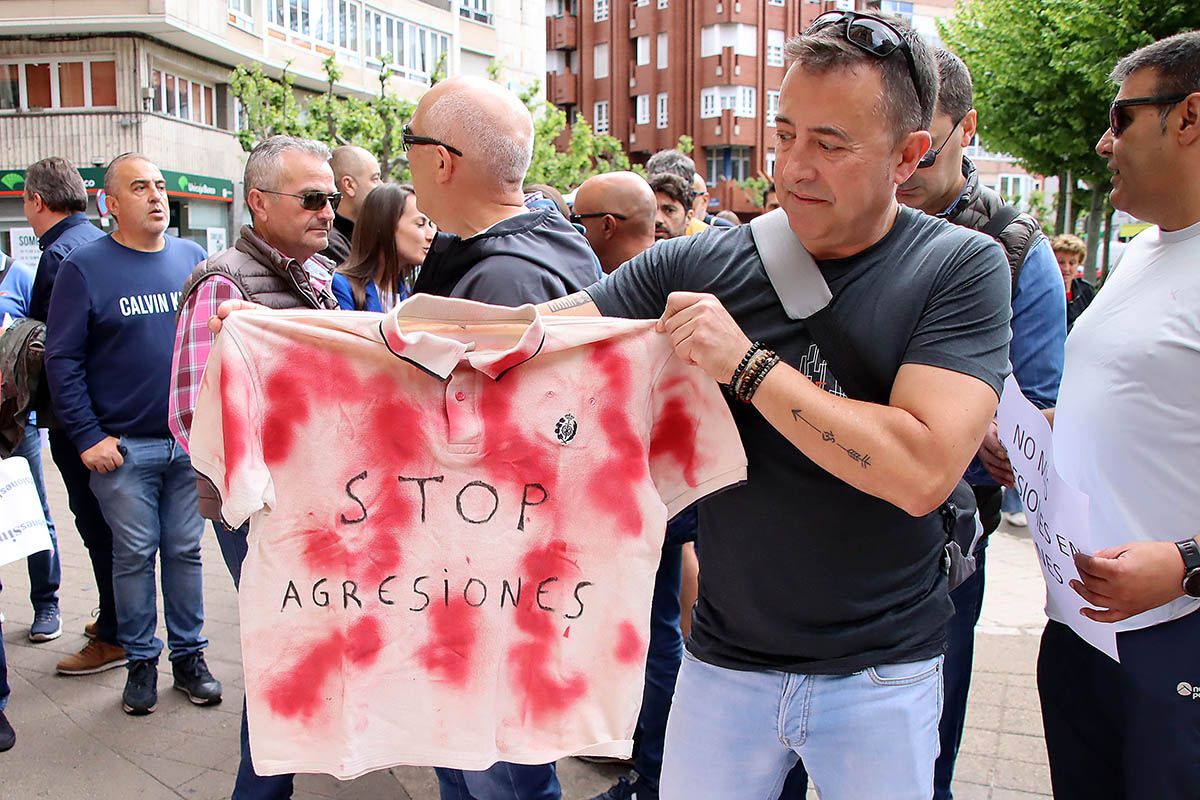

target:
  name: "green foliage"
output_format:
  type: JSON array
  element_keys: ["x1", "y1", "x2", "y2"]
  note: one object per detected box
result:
[
  {"x1": 228, "y1": 62, "x2": 308, "y2": 151},
  {"x1": 675, "y1": 134, "x2": 694, "y2": 155},
  {"x1": 939, "y1": 0, "x2": 1200, "y2": 198},
  {"x1": 738, "y1": 176, "x2": 772, "y2": 209}
]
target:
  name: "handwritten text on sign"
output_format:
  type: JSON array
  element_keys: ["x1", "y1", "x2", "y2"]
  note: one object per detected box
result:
[{"x1": 996, "y1": 375, "x2": 1119, "y2": 662}]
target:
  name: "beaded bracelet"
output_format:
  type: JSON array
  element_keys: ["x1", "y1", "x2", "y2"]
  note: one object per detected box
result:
[
  {"x1": 739, "y1": 351, "x2": 780, "y2": 403},
  {"x1": 735, "y1": 348, "x2": 773, "y2": 400},
  {"x1": 728, "y1": 341, "x2": 765, "y2": 389}
]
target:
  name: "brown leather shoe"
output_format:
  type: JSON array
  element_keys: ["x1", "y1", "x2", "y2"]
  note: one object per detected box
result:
[
  {"x1": 84, "y1": 620, "x2": 98, "y2": 639},
  {"x1": 56, "y1": 639, "x2": 127, "y2": 676}
]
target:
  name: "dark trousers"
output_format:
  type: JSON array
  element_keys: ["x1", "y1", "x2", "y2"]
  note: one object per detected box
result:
[
  {"x1": 0, "y1": 579, "x2": 9, "y2": 712},
  {"x1": 1039, "y1": 613, "x2": 1200, "y2": 800},
  {"x1": 47, "y1": 428, "x2": 118, "y2": 644},
  {"x1": 779, "y1": 486, "x2": 1004, "y2": 800},
  {"x1": 214, "y1": 519, "x2": 296, "y2": 800},
  {"x1": 16, "y1": 421, "x2": 60, "y2": 611}
]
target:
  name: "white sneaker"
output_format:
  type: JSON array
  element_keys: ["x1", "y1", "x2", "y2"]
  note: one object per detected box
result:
[{"x1": 1003, "y1": 511, "x2": 1028, "y2": 528}]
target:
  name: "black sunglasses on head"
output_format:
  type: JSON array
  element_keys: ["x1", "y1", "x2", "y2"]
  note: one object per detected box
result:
[
  {"x1": 569, "y1": 211, "x2": 629, "y2": 223},
  {"x1": 402, "y1": 123, "x2": 464, "y2": 157},
  {"x1": 917, "y1": 110, "x2": 971, "y2": 169},
  {"x1": 1108, "y1": 93, "x2": 1189, "y2": 137},
  {"x1": 258, "y1": 189, "x2": 342, "y2": 212},
  {"x1": 806, "y1": 11, "x2": 922, "y2": 105}
]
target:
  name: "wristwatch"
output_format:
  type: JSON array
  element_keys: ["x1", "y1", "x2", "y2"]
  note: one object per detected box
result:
[{"x1": 1175, "y1": 538, "x2": 1200, "y2": 598}]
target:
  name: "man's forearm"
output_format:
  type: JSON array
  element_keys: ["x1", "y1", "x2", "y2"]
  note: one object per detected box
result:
[{"x1": 751, "y1": 362, "x2": 990, "y2": 516}]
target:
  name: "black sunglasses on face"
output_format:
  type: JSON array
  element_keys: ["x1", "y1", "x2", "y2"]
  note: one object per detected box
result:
[
  {"x1": 917, "y1": 111, "x2": 970, "y2": 169},
  {"x1": 569, "y1": 211, "x2": 629, "y2": 223},
  {"x1": 402, "y1": 123, "x2": 465, "y2": 157},
  {"x1": 258, "y1": 189, "x2": 342, "y2": 212},
  {"x1": 806, "y1": 11, "x2": 922, "y2": 101},
  {"x1": 1108, "y1": 93, "x2": 1189, "y2": 137}
]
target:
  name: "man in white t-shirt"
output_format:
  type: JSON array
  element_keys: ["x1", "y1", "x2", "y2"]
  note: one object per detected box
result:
[{"x1": 1044, "y1": 30, "x2": 1200, "y2": 800}]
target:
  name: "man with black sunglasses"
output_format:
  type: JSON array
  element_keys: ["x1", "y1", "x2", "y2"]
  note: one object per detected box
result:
[
  {"x1": 893, "y1": 49, "x2": 1066, "y2": 800},
  {"x1": 572, "y1": 171, "x2": 657, "y2": 274},
  {"x1": 546, "y1": 13, "x2": 1011, "y2": 799},
  {"x1": 1039, "y1": 31, "x2": 1200, "y2": 800}
]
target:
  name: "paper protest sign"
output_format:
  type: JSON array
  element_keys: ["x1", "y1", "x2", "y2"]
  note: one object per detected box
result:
[
  {"x1": 996, "y1": 375, "x2": 1119, "y2": 661},
  {"x1": 0, "y1": 456, "x2": 53, "y2": 568}
]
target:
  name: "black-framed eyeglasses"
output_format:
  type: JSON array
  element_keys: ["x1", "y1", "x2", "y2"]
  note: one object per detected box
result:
[
  {"x1": 1108, "y1": 93, "x2": 1189, "y2": 137},
  {"x1": 257, "y1": 189, "x2": 342, "y2": 212},
  {"x1": 569, "y1": 211, "x2": 629, "y2": 223},
  {"x1": 917, "y1": 110, "x2": 971, "y2": 169},
  {"x1": 402, "y1": 123, "x2": 464, "y2": 157},
  {"x1": 806, "y1": 11, "x2": 922, "y2": 100}
]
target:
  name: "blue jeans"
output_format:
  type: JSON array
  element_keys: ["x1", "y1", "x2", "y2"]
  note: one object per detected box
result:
[
  {"x1": 1001, "y1": 486, "x2": 1023, "y2": 515},
  {"x1": 661, "y1": 650, "x2": 943, "y2": 800},
  {"x1": 16, "y1": 422, "x2": 60, "y2": 611},
  {"x1": 89, "y1": 435, "x2": 207, "y2": 663},
  {"x1": 215, "y1": 518, "x2": 295, "y2": 800},
  {"x1": 435, "y1": 763, "x2": 561, "y2": 800},
  {"x1": 48, "y1": 428, "x2": 119, "y2": 644}
]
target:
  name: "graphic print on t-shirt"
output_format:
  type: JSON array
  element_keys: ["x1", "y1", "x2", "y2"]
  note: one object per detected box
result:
[
  {"x1": 189, "y1": 296, "x2": 746, "y2": 778},
  {"x1": 795, "y1": 342, "x2": 846, "y2": 398}
]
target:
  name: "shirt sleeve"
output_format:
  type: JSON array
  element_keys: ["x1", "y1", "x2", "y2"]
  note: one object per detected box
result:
[
  {"x1": 169, "y1": 275, "x2": 242, "y2": 453},
  {"x1": 647, "y1": 349, "x2": 747, "y2": 518},
  {"x1": 43, "y1": 260, "x2": 105, "y2": 454},
  {"x1": 330, "y1": 273, "x2": 357, "y2": 310},
  {"x1": 188, "y1": 318, "x2": 272, "y2": 528},
  {"x1": 1008, "y1": 239, "x2": 1065, "y2": 409},
  {"x1": 902, "y1": 236, "x2": 1013, "y2": 399},
  {"x1": 585, "y1": 236, "x2": 690, "y2": 320},
  {"x1": 29, "y1": 246, "x2": 65, "y2": 323}
]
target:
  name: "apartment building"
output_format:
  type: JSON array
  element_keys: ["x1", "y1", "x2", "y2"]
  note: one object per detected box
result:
[
  {"x1": 0, "y1": 0, "x2": 544, "y2": 257},
  {"x1": 547, "y1": 0, "x2": 1040, "y2": 215}
]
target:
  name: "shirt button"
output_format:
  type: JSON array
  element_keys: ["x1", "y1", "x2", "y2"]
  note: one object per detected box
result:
[{"x1": 455, "y1": 391, "x2": 466, "y2": 402}]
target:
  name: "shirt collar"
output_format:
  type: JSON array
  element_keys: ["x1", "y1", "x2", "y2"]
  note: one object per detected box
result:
[
  {"x1": 38, "y1": 212, "x2": 90, "y2": 249},
  {"x1": 379, "y1": 295, "x2": 546, "y2": 381}
]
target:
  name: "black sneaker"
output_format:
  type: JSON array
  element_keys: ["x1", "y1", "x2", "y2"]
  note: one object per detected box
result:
[
  {"x1": 589, "y1": 770, "x2": 658, "y2": 800},
  {"x1": 0, "y1": 709, "x2": 14, "y2": 751},
  {"x1": 122, "y1": 658, "x2": 158, "y2": 715},
  {"x1": 172, "y1": 653, "x2": 223, "y2": 706}
]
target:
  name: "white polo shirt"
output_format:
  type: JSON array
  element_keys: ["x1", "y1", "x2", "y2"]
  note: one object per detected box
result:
[
  {"x1": 1053, "y1": 219, "x2": 1200, "y2": 633},
  {"x1": 189, "y1": 295, "x2": 746, "y2": 778}
]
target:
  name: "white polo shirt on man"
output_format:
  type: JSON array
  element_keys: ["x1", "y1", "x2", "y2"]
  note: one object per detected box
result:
[{"x1": 189, "y1": 295, "x2": 746, "y2": 778}]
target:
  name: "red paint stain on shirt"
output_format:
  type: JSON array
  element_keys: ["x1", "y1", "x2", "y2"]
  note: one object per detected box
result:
[
  {"x1": 508, "y1": 540, "x2": 587, "y2": 721},
  {"x1": 220, "y1": 362, "x2": 251, "y2": 495},
  {"x1": 264, "y1": 616, "x2": 385, "y2": 721},
  {"x1": 614, "y1": 621, "x2": 644, "y2": 664},
  {"x1": 589, "y1": 343, "x2": 648, "y2": 536},
  {"x1": 650, "y1": 396, "x2": 701, "y2": 488},
  {"x1": 417, "y1": 597, "x2": 478, "y2": 688}
]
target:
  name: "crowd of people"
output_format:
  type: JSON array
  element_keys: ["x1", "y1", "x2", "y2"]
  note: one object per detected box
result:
[{"x1": 0, "y1": 12, "x2": 1197, "y2": 800}]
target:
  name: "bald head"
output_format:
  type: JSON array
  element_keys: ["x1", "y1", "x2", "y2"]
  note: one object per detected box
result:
[
  {"x1": 329, "y1": 144, "x2": 381, "y2": 221},
  {"x1": 573, "y1": 171, "x2": 656, "y2": 273},
  {"x1": 417, "y1": 76, "x2": 534, "y2": 193}
]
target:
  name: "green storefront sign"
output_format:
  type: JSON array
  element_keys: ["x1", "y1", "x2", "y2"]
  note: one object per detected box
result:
[{"x1": 0, "y1": 167, "x2": 233, "y2": 202}]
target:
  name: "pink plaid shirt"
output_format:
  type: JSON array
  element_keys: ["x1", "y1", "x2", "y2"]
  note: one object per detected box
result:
[{"x1": 168, "y1": 264, "x2": 331, "y2": 452}]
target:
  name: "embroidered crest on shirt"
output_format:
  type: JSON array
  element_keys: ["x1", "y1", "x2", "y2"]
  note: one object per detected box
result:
[{"x1": 555, "y1": 413, "x2": 578, "y2": 444}]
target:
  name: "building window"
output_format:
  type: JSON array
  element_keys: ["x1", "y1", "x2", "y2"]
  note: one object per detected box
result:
[
  {"x1": 152, "y1": 68, "x2": 218, "y2": 125},
  {"x1": 656, "y1": 91, "x2": 668, "y2": 128},
  {"x1": 657, "y1": 0, "x2": 667, "y2": 7},
  {"x1": 594, "y1": 0, "x2": 608, "y2": 22},
  {"x1": 635, "y1": 94, "x2": 649, "y2": 125},
  {"x1": 737, "y1": 86, "x2": 756, "y2": 118},
  {"x1": 460, "y1": 0, "x2": 493, "y2": 25},
  {"x1": 766, "y1": 89, "x2": 779, "y2": 126},
  {"x1": 880, "y1": 0, "x2": 914, "y2": 19},
  {"x1": 635, "y1": 0, "x2": 649, "y2": 6},
  {"x1": 635, "y1": 36, "x2": 650, "y2": 66},
  {"x1": 998, "y1": 174, "x2": 1032, "y2": 209},
  {"x1": 767, "y1": 29, "x2": 785, "y2": 67},
  {"x1": 0, "y1": 58, "x2": 118, "y2": 112},
  {"x1": 365, "y1": 7, "x2": 450, "y2": 85},
  {"x1": 767, "y1": 0, "x2": 784, "y2": 5},
  {"x1": 656, "y1": 32, "x2": 668, "y2": 69},
  {"x1": 229, "y1": 0, "x2": 253, "y2": 16},
  {"x1": 593, "y1": 42, "x2": 609, "y2": 78},
  {"x1": 273, "y1": 0, "x2": 362, "y2": 49},
  {"x1": 700, "y1": 88, "x2": 718, "y2": 119},
  {"x1": 765, "y1": 149, "x2": 776, "y2": 177},
  {"x1": 700, "y1": 86, "x2": 755, "y2": 119},
  {"x1": 706, "y1": 145, "x2": 752, "y2": 183},
  {"x1": 700, "y1": 23, "x2": 757, "y2": 58},
  {"x1": 593, "y1": 100, "x2": 609, "y2": 134}
]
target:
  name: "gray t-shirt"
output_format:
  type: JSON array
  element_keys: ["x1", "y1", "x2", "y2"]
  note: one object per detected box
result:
[{"x1": 586, "y1": 206, "x2": 1011, "y2": 674}]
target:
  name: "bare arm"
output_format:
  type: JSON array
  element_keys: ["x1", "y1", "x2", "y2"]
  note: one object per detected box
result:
[{"x1": 538, "y1": 290, "x2": 600, "y2": 317}]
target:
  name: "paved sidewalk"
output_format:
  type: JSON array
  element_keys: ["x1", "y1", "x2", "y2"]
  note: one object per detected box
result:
[{"x1": 1, "y1": 455, "x2": 1055, "y2": 798}]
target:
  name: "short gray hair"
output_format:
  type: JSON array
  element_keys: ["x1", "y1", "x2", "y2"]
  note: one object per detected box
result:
[
  {"x1": 785, "y1": 13, "x2": 937, "y2": 141},
  {"x1": 244, "y1": 135, "x2": 332, "y2": 200},
  {"x1": 645, "y1": 149, "x2": 696, "y2": 182},
  {"x1": 24, "y1": 156, "x2": 87, "y2": 213},
  {"x1": 422, "y1": 92, "x2": 532, "y2": 190},
  {"x1": 1111, "y1": 31, "x2": 1200, "y2": 128}
]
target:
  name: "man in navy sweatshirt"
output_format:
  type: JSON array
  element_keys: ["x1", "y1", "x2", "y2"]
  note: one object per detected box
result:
[{"x1": 44, "y1": 153, "x2": 221, "y2": 716}]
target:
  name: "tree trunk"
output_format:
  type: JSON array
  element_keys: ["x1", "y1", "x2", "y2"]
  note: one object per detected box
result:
[
  {"x1": 1100, "y1": 201, "x2": 1115, "y2": 283},
  {"x1": 1055, "y1": 171, "x2": 1068, "y2": 235},
  {"x1": 1083, "y1": 189, "x2": 1103, "y2": 280}
]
